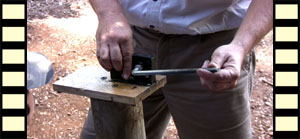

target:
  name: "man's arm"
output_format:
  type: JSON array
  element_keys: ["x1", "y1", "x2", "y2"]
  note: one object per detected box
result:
[
  {"x1": 197, "y1": 0, "x2": 273, "y2": 91},
  {"x1": 90, "y1": 0, "x2": 133, "y2": 79},
  {"x1": 232, "y1": 0, "x2": 273, "y2": 56}
]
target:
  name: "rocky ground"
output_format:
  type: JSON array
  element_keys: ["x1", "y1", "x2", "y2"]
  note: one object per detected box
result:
[{"x1": 27, "y1": 0, "x2": 273, "y2": 138}]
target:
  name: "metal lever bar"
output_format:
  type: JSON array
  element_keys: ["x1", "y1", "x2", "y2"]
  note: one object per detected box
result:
[{"x1": 132, "y1": 66, "x2": 219, "y2": 76}]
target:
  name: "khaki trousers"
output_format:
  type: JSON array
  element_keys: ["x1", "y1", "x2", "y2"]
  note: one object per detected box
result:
[{"x1": 81, "y1": 26, "x2": 255, "y2": 139}]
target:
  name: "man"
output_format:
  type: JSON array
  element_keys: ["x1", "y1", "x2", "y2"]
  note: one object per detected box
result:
[
  {"x1": 81, "y1": 0, "x2": 272, "y2": 138},
  {"x1": 27, "y1": 52, "x2": 54, "y2": 123}
]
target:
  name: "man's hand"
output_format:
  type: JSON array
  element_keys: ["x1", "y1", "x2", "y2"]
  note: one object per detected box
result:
[
  {"x1": 197, "y1": 0, "x2": 273, "y2": 92},
  {"x1": 96, "y1": 14, "x2": 133, "y2": 79},
  {"x1": 197, "y1": 44, "x2": 245, "y2": 92},
  {"x1": 89, "y1": 0, "x2": 133, "y2": 79}
]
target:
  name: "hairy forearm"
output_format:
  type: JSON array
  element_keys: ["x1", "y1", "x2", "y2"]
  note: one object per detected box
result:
[
  {"x1": 89, "y1": 0, "x2": 126, "y2": 20},
  {"x1": 231, "y1": 0, "x2": 273, "y2": 56}
]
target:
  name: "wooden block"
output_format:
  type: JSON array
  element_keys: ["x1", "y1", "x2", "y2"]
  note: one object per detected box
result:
[{"x1": 53, "y1": 66, "x2": 167, "y2": 105}]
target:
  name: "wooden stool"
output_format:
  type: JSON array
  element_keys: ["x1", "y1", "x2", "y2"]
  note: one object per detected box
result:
[{"x1": 53, "y1": 66, "x2": 167, "y2": 139}]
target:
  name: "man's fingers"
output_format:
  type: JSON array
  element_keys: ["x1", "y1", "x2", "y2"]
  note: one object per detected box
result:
[
  {"x1": 201, "y1": 60, "x2": 210, "y2": 68},
  {"x1": 197, "y1": 60, "x2": 212, "y2": 79},
  {"x1": 120, "y1": 40, "x2": 133, "y2": 79},
  {"x1": 198, "y1": 67, "x2": 240, "y2": 91},
  {"x1": 122, "y1": 54, "x2": 132, "y2": 80},
  {"x1": 208, "y1": 52, "x2": 226, "y2": 68},
  {"x1": 197, "y1": 68, "x2": 239, "y2": 82},
  {"x1": 214, "y1": 69, "x2": 238, "y2": 81},
  {"x1": 95, "y1": 20, "x2": 133, "y2": 78},
  {"x1": 109, "y1": 43, "x2": 123, "y2": 71},
  {"x1": 98, "y1": 43, "x2": 113, "y2": 71},
  {"x1": 197, "y1": 68, "x2": 218, "y2": 81}
]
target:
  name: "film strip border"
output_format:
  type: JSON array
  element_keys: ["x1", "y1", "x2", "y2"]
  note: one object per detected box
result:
[
  {"x1": 0, "y1": 0, "x2": 27, "y2": 138},
  {"x1": 274, "y1": 0, "x2": 300, "y2": 138}
]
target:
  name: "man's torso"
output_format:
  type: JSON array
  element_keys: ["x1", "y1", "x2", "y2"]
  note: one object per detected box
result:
[{"x1": 118, "y1": 0, "x2": 251, "y2": 35}]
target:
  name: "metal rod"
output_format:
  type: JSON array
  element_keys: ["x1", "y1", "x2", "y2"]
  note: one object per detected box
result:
[{"x1": 131, "y1": 67, "x2": 219, "y2": 76}]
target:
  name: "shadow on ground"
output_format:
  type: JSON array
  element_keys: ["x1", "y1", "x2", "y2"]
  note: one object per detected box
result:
[{"x1": 27, "y1": 0, "x2": 88, "y2": 20}]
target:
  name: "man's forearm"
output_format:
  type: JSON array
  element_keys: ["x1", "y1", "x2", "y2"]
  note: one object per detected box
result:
[
  {"x1": 89, "y1": 0, "x2": 126, "y2": 20},
  {"x1": 231, "y1": 0, "x2": 273, "y2": 56}
]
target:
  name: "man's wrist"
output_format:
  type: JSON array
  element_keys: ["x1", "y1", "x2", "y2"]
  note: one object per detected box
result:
[
  {"x1": 97, "y1": 10, "x2": 121, "y2": 18},
  {"x1": 229, "y1": 41, "x2": 248, "y2": 57},
  {"x1": 90, "y1": 0, "x2": 126, "y2": 21},
  {"x1": 96, "y1": 11, "x2": 129, "y2": 25}
]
